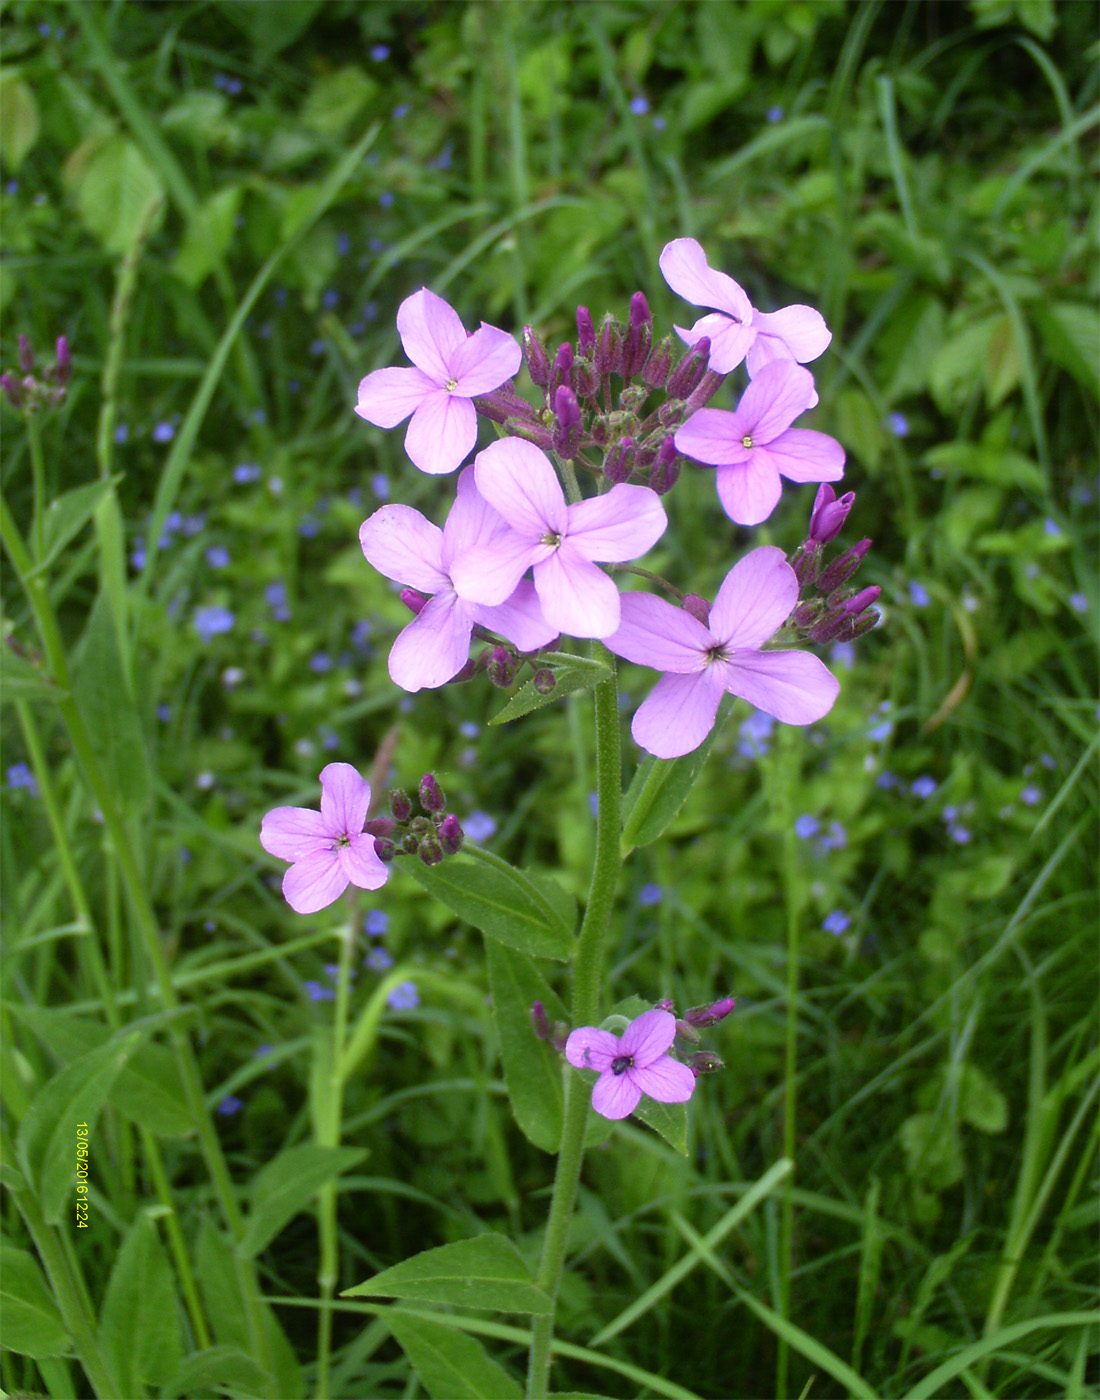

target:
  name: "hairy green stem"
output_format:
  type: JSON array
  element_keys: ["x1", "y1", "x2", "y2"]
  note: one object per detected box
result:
[{"x1": 25, "y1": 412, "x2": 47, "y2": 563}]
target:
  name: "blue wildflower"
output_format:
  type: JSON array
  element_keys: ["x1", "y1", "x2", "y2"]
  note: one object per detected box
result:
[
  {"x1": 463, "y1": 811, "x2": 497, "y2": 844},
  {"x1": 7, "y1": 763, "x2": 39, "y2": 797},
  {"x1": 365, "y1": 910, "x2": 390, "y2": 937},
  {"x1": 888, "y1": 412, "x2": 909, "y2": 437},
  {"x1": 365, "y1": 947, "x2": 393, "y2": 972},
  {"x1": 910, "y1": 776, "x2": 937, "y2": 799},
  {"x1": 909, "y1": 581, "x2": 931, "y2": 607},
  {"x1": 638, "y1": 883, "x2": 663, "y2": 907},
  {"x1": 304, "y1": 980, "x2": 336, "y2": 1002},
  {"x1": 309, "y1": 652, "x2": 333, "y2": 674},
  {"x1": 630, "y1": 95, "x2": 650, "y2": 115},
  {"x1": 823, "y1": 911, "x2": 850, "y2": 936},
  {"x1": 387, "y1": 981, "x2": 419, "y2": 1010},
  {"x1": 205, "y1": 545, "x2": 230, "y2": 569},
  {"x1": 153, "y1": 421, "x2": 176, "y2": 443},
  {"x1": 794, "y1": 815, "x2": 819, "y2": 840},
  {"x1": 216, "y1": 1095, "x2": 243, "y2": 1116},
  {"x1": 193, "y1": 606, "x2": 234, "y2": 643},
  {"x1": 233, "y1": 463, "x2": 262, "y2": 483},
  {"x1": 370, "y1": 43, "x2": 390, "y2": 60}
]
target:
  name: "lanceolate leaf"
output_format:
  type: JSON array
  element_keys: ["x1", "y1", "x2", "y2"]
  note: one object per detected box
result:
[
  {"x1": 343, "y1": 1235, "x2": 553, "y2": 1314},
  {"x1": 239, "y1": 1144, "x2": 368, "y2": 1259},
  {"x1": 486, "y1": 941, "x2": 568, "y2": 1153},
  {"x1": 98, "y1": 1214, "x2": 184, "y2": 1395},
  {"x1": 0, "y1": 1245, "x2": 71, "y2": 1358},
  {"x1": 405, "y1": 856, "x2": 574, "y2": 961},
  {"x1": 386, "y1": 1312, "x2": 522, "y2": 1400}
]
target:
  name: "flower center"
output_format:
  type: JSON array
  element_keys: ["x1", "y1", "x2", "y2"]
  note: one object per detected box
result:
[
  {"x1": 704, "y1": 643, "x2": 730, "y2": 667},
  {"x1": 741, "y1": 434, "x2": 754, "y2": 450},
  {"x1": 611, "y1": 1054, "x2": 634, "y2": 1076},
  {"x1": 540, "y1": 531, "x2": 562, "y2": 549},
  {"x1": 335, "y1": 833, "x2": 352, "y2": 848},
  {"x1": 444, "y1": 377, "x2": 458, "y2": 393}
]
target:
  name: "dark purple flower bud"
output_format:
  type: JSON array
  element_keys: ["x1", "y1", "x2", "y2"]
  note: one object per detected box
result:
[
  {"x1": 474, "y1": 385, "x2": 536, "y2": 424},
  {"x1": 654, "y1": 998, "x2": 676, "y2": 1013},
  {"x1": 817, "y1": 539, "x2": 872, "y2": 594},
  {"x1": 439, "y1": 812, "x2": 464, "y2": 854},
  {"x1": 629, "y1": 291, "x2": 651, "y2": 332},
  {"x1": 419, "y1": 837, "x2": 444, "y2": 867},
  {"x1": 373, "y1": 836, "x2": 396, "y2": 862},
  {"x1": 649, "y1": 436, "x2": 681, "y2": 495},
  {"x1": 573, "y1": 360, "x2": 599, "y2": 399},
  {"x1": 549, "y1": 341, "x2": 574, "y2": 396},
  {"x1": 409, "y1": 815, "x2": 433, "y2": 837},
  {"x1": 790, "y1": 541, "x2": 823, "y2": 588},
  {"x1": 621, "y1": 293, "x2": 653, "y2": 378},
  {"x1": 682, "y1": 594, "x2": 710, "y2": 626},
  {"x1": 683, "y1": 368, "x2": 727, "y2": 414},
  {"x1": 844, "y1": 607, "x2": 881, "y2": 640},
  {"x1": 791, "y1": 599, "x2": 822, "y2": 632},
  {"x1": 507, "y1": 419, "x2": 557, "y2": 451},
  {"x1": 1, "y1": 373, "x2": 23, "y2": 408},
  {"x1": 642, "y1": 335, "x2": 674, "y2": 389},
  {"x1": 419, "y1": 773, "x2": 446, "y2": 813},
  {"x1": 808, "y1": 485, "x2": 856, "y2": 545},
  {"x1": 531, "y1": 1000, "x2": 552, "y2": 1040},
  {"x1": 54, "y1": 336, "x2": 71, "y2": 388},
  {"x1": 448, "y1": 659, "x2": 478, "y2": 684},
  {"x1": 553, "y1": 385, "x2": 581, "y2": 458},
  {"x1": 657, "y1": 400, "x2": 684, "y2": 429},
  {"x1": 686, "y1": 1051, "x2": 725, "y2": 1077},
  {"x1": 523, "y1": 327, "x2": 550, "y2": 387},
  {"x1": 18, "y1": 335, "x2": 34, "y2": 374},
  {"x1": 576, "y1": 306, "x2": 595, "y2": 358},
  {"x1": 400, "y1": 588, "x2": 428, "y2": 616},
  {"x1": 604, "y1": 437, "x2": 635, "y2": 484},
  {"x1": 487, "y1": 646, "x2": 516, "y2": 687},
  {"x1": 675, "y1": 1018, "x2": 701, "y2": 1043},
  {"x1": 533, "y1": 668, "x2": 556, "y2": 694},
  {"x1": 845, "y1": 585, "x2": 881, "y2": 616},
  {"x1": 594, "y1": 316, "x2": 622, "y2": 378},
  {"x1": 364, "y1": 817, "x2": 396, "y2": 836},
  {"x1": 401, "y1": 832, "x2": 420, "y2": 855},
  {"x1": 390, "y1": 789, "x2": 413, "y2": 822},
  {"x1": 666, "y1": 338, "x2": 712, "y2": 399},
  {"x1": 684, "y1": 995, "x2": 736, "y2": 1029},
  {"x1": 808, "y1": 586, "x2": 881, "y2": 644}
]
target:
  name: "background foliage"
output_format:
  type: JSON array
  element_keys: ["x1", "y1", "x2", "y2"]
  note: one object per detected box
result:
[{"x1": 2, "y1": 1, "x2": 1097, "y2": 1397}]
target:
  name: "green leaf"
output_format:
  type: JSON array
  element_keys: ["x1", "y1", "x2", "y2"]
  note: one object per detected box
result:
[
  {"x1": 730, "y1": 1285, "x2": 879, "y2": 1400},
  {"x1": 922, "y1": 442, "x2": 1046, "y2": 493},
  {"x1": 485, "y1": 941, "x2": 568, "y2": 1153},
  {"x1": 75, "y1": 134, "x2": 164, "y2": 255},
  {"x1": 405, "y1": 857, "x2": 574, "y2": 961},
  {"x1": 300, "y1": 66, "x2": 378, "y2": 138},
  {"x1": 159, "y1": 1345, "x2": 273, "y2": 1399},
  {"x1": 0, "y1": 646, "x2": 63, "y2": 703},
  {"x1": 899, "y1": 1111, "x2": 964, "y2": 1189},
  {"x1": 238, "y1": 1144, "x2": 367, "y2": 1259},
  {"x1": 73, "y1": 588, "x2": 151, "y2": 812},
  {"x1": 490, "y1": 656, "x2": 613, "y2": 725},
  {"x1": 631, "y1": 1095, "x2": 690, "y2": 1157},
  {"x1": 173, "y1": 185, "x2": 244, "y2": 290},
  {"x1": 0, "y1": 71, "x2": 40, "y2": 171},
  {"x1": 0, "y1": 1244, "x2": 71, "y2": 1358},
  {"x1": 386, "y1": 1313, "x2": 522, "y2": 1400},
  {"x1": 223, "y1": 0, "x2": 325, "y2": 57},
  {"x1": 99, "y1": 1214, "x2": 183, "y2": 1395},
  {"x1": 39, "y1": 477, "x2": 122, "y2": 573},
  {"x1": 957, "y1": 1064, "x2": 1008, "y2": 1134},
  {"x1": 343, "y1": 1235, "x2": 553, "y2": 1314},
  {"x1": 17, "y1": 1032, "x2": 142, "y2": 1223},
  {"x1": 1033, "y1": 300, "x2": 1100, "y2": 398},
  {"x1": 621, "y1": 695, "x2": 734, "y2": 851}
]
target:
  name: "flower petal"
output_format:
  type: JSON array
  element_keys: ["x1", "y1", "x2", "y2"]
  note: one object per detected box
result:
[
  {"x1": 659, "y1": 239, "x2": 753, "y2": 323},
  {"x1": 763, "y1": 428, "x2": 845, "y2": 484},
  {"x1": 440, "y1": 466, "x2": 507, "y2": 568},
  {"x1": 621, "y1": 1008, "x2": 677, "y2": 1066},
  {"x1": 260, "y1": 805, "x2": 331, "y2": 862},
  {"x1": 709, "y1": 546, "x2": 798, "y2": 649},
  {"x1": 714, "y1": 455, "x2": 783, "y2": 526},
  {"x1": 631, "y1": 1056, "x2": 696, "y2": 1105},
  {"x1": 387, "y1": 592, "x2": 473, "y2": 691},
  {"x1": 471, "y1": 580, "x2": 558, "y2": 651},
  {"x1": 674, "y1": 408, "x2": 749, "y2": 467},
  {"x1": 473, "y1": 438, "x2": 567, "y2": 538},
  {"x1": 748, "y1": 304, "x2": 832, "y2": 367},
  {"x1": 734, "y1": 360, "x2": 816, "y2": 444},
  {"x1": 591, "y1": 1071, "x2": 642, "y2": 1120},
  {"x1": 404, "y1": 392, "x2": 477, "y2": 475},
  {"x1": 338, "y1": 834, "x2": 390, "y2": 892},
  {"x1": 319, "y1": 763, "x2": 371, "y2": 838},
  {"x1": 630, "y1": 669, "x2": 727, "y2": 758},
  {"x1": 722, "y1": 649, "x2": 840, "y2": 725},
  {"x1": 565, "y1": 1026, "x2": 620, "y2": 1073},
  {"x1": 449, "y1": 532, "x2": 538, "y2": 606},
  {"x1": 534, "y1": 548, "x2": 621, "y2": 638},
  {"x1": 604, "y1": 592, "x2": 711, "y2": 673},
  {"x1": 282, "y1": 850, "x2": 348, "y2": 915},
  {"x1": 396, "y1": 288, "x2": 467, "y2": 383},
  {"x1": 674, "y1": 314, "x2": 755, "y2": 375},
  {"x1": 355, "y1": 366, "x2": 437, "y2": 429},
  {"x1": 359, "y1": 505, "x2": 448, "y2": 592},
  {"x1": 448, "y1": 324, "x2": 523, "y2": 396},
  {"x1": 566, "y1": 484, "x2": 667, "y2": 563}
]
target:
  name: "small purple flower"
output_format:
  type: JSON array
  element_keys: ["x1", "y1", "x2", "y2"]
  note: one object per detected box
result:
[
  {"x1": 182, "y1": 514, "x2": 205, "y2": 537},
  {"x1": 260, "y1": 763, "x2": 390, "y2": 914},
  {"x1": 254, "y1": 1044, "x2": 273, "y2": 1059},
  {"x1": 305, "y1": 980, "x2": 336, "y2": 1002},
  {"x1": 566, "y1": 1008, "x2": 696, "y2": 1120},
  {"x1": 638, "y1": 883, "x2": 663, "y2": 907},
  {"x1": 948, "y1": 824, "x2": 972, "y2": 844},
  {"x1": 823, "y1": 911, "x2": 850, "y2": 936},
  {"x1": 355, "y1": 289, "x2": 521, "y2": 474},
  {"x1": 7, "y1": 763, "x2": 39, "y2": 797},
  {"x1": 876, "y1": 771, "x2": 899, "y2": 789},
  {"x1": 911, "y1": 775, "x2": 937, "y2": 799},
  {"x1": 1069, "y1": 592, "x2": 1087, "y2": 614},
  {"x1": 153, "y1": 421, "x2": 176, "y2": 443},
  {"x1": 909, "y1": 581, "x2": 931, "y2": 608},
  {"x1": 233, "y1": 463, "x2": 262, "y2": 483},
  {"x1": 114, "y1": 423, "x2": 129, "y2": 444},
  {"x1": 392, "y1": 103, "x2": 410, "y2": 120},
  {"x1": 309, "y1": 652, "x2": 333, "y2": 674},
  {"x1": 379, "y1": 191, "x2": 395, "y2": 210},
  {"x1": 365, "y1": 947, "x2": 394, "y2": 971},
  {"x1": 387, "y1": 981, "x2": 419, "y2": 1010},
  {"x1": 888, "y1": 412, "x2": 909, "y2": 437},
  {"x1": 630, "y1": 95, "x2": 650, "y2": 115},
  {"x1": 766, "y1": 105, "x2": 784, "y2": 123},
  {"x1": 216, "y1": 1095, "x2": 243, "y2": 1116},
  {"x1": 1044, "y1": 518, "x2": 1062, "y2": 537},
  {"x1": 206, "y1": 545, "x2": 230, "y2": 569},
  {"x1": 365, "y1": 909, "x2": 390, "y2": 936},
  {"x1": 820, "y1": 820, "x2": 847, "y2": 851},
  {"x1": 794, "y1": 815, "x2": 819, "y2": 840},
  {"x1": 652, "y1": 115, "x2": 667, "y2": 131},
  {"x1": 1020, "y1": 785, "x2": 1041, "y2": 806},
  {"x1": 193, "y1": 606, "x2": 235, "y2": 643},
  {"x1": 370, "y1": 43, "x2": 390, "y2": 60},
  {"x1": 588, "y1": 792, "x2": 599, "y2": 818},
  {"x1": 738, "y1": 709, "x2": 775, "y2": 758},
  {"x1": 156, "y1": 703, "x2": 172, "y2": 723},
  {"x1": 830, "y1": 641, "x2": 855, "y2": 670},
  {"x1": 371, "y1": 473, "x2": 390, "y2": 500},
  {"x1": 463, "y1": 811, "x2": 497, "y2": 843}
]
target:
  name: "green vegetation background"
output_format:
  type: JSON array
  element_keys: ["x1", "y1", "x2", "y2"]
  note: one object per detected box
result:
[{"x1": 2, "y1": 1, "x2": 1097, "y2": 1397}]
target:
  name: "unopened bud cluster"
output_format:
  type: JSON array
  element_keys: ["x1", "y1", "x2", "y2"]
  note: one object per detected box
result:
[
  {"x1": 475, "y1": 296, "x2": 728, "y2": 496},
  {"x1": 787, "y1": 485, "x2": 881, "y2": 645},
  {"x1": 1, "y1": 335, "x2": 71, "y2": 412},
  {"x1": 368, "y1": 774, "x2": 465, "y2": 868},
  {"x1": 530, "y1": 1000, "x2": 569, "y2": 1053}
]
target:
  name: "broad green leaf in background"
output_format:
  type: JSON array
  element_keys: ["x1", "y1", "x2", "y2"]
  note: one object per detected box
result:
[
  {"x1": 173, "y1": 185, "x2": 245, "y2": 290},
  {"x1": 899, "y1": 1111, "x2": 964, "y2": 1190},
  {"x1": 631, "y1": 1094, "x2": 690, "y2": 1158},
  {"x1": 73, "y1": 133, "x2": 165, "y2": 255},
  {"x1": 0, "y1": 69, "x2": 39, "y2": 170},
  {"x1": 485, "y1": 941, "x2": 568, "y2": 1153},
  {"x1": 0, "y1": 646, "x2": 63, "y2": 703},
  {"x1": 406, "y1": 857, "x2": 575, "y2": 961},
  {"x1": 73, "y1": 588, "x2": 151, "y2": 812},
  {"x1": 957, "y1": 1063, "x2": 1009, "y2": 1134},
  {"x1": 238, "y1": 1144, "x2": 368, "y2": 1259},
  {"x1": 386, "y1": 1312, "x2": 523, "y2": 1400},
  {"x1": 98, "y1": 1213, "x2": 184, "y2": 1396},
  {"x1": 300, "y1": 66, "x2": 378, "y2": 137},
  {"x1": 222, "y1": 0, "x2": 326, "y2": 58},
  {"x1": 1033, "y1": 300, "x2": 1100, "y2": 398},
  {"x1": 621, "y1": 695, "x2": 734, "y2": 852},
  {"x1": 922, "y1": 442, "x2": 1046, "y2": 494},
  {"x1": 343, "y1": 1235, "x2": 553, "y2": 1314},
  {"x1": 159, "y1": 1346, "x2": 273, "y2": 1400},
  {"x1": 39, "y1": 477, "x2": 122, "y2": 574},
  {"x1": 16, "y1": 1032, "x2": 141, "y2": 1223},
  {"x1": 0, "y1": 1243, "x2": 71, "y2": 1358}
]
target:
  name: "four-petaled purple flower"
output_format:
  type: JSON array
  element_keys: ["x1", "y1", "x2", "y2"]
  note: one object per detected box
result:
[
  {"x1": 604, "y1": 546, "x2": 839, "y2": 758},
  {"x1": 261, "y1": 763, "x2": 389, "y2": 914},
  {"x1": 355, "y1": 289, "x2": 521, "y2": 475},
  {"x1": 659, "y1": 237, "x2": 832, "y2": 378},
  {"x1": 450, "y1": 438, "x2": 668, "y2": 638},
  {"x1": 674, "y1": 360, "x2": 845, "y2": 526},
  {"x1": 566, "y1": 1008, "x2": 696, "y2": 1120},
  {"x1": 360, "y1": 467, "x2": 557, "y2": 690}
]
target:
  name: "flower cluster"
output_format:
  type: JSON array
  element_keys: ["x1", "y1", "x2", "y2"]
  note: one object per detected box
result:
[{"x1": 1, "y1": 334, "x2": 71, "y2": 413}]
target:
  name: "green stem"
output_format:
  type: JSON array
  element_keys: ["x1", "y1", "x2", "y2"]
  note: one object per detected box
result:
[
  {"x1": 527, "y1": 648, "x2": 623, "y2": 1400},
  {"x1": 25, "y1": 411, "x2": 47, "y2": 563}
]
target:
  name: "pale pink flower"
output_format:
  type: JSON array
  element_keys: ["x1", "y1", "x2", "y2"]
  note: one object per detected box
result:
[
  {"x1": 359, "y1": 467, "x2": 557, "y2": 691},
  {"x1": 260, "y1": 764, "x2": 389, "y2": 914},
  {"x1": 604, "y1": 546, "x2": 839, "y2": 759},
  {"x1": 674, "y1": 360, "x2": 844, "y2": 526},
  {"x1": 449, "y1": 438, "x2": 667, "y2": 639},
  {"x1": 355, "y1": 289, "x2": 521, "y2": 474},
  {"x1": 566, "y1": 1008, "x2": 696, "y2": 1120},
  {"x1": 659, "y1": 237, "x2": 831, "y2": 377}
]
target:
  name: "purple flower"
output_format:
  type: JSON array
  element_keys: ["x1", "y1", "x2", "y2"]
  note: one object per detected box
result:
[
  {"x1": 738, "y1": 709, "x2": 774, "y2": 757},
  {"x1": 1020, "y1": 785, "x2": 1041, "y2": 806},
  {"x1": 638, "y1": 883, "x2": 663, "y2": 906},
  {"x1": 7, "y1": 763, "x2": 39, "y2": 797},
  {"x1": 260, "y1": 763, "x2": 390, "y2": 914},
  {"x1": 463, "y1": 810, "x2": 497, "y2": 843},
  {"x1": 216, "y1": 1095, "x2": 243, "y2": 1115},
  {"x1": 360, "y1": 467, "x2": 558, "y2": 690},
  {"x1": 193, "y1": 606, "x2": 235, "y2": 642},
  {"x1": 794, "y1": 815, "x2": 819, "y2": 839},
  {"x1": 948, "y1": 824, "x2": 971, "y2": 844},
  {"x1": 630, "y1": 95, "x2": 650, "y2": 115},
  {"x1": 674, "y1": 360, "x2": 844, "y2": 526},
  {"x1": 658, "y1": 238, "x2": 831, "y2": 377},
  {"x1": 565, "y1": 1008, "x2": 696, "y2": 1120},
  {"x1": 305, "y1": 980, "x2": 336, "y2": 1001},
  {"x1": 387, "y1": 981, "x2": 419, "y2": 1010},
  {"x1": 153, "y1": 421, "x2": 176, "y2": 443},
  {"x1": 309, "y1": 652, "x2": 333, "y2": 674},
  {"x1": 365, "y1": 947, "x2": 393, "y2": 971},
  {"x1": 1069, "y1": 592, "x2": 1087, "y2": 614},
  {"x1": 450, "y1": 438, "x2": 668, "y2": 639},
  {"x1": 911, "y1": 775, "x2": 937, "y2": 799},
  {"x1": 114, "y1": 423, "x2": 129, "y2": 444},
  {"x1": 820, "y1": 820, "x2": 847, "y2": 851},
  {"x1": 823, "y1": 911, "x2": 850, "y2": 936},
  {"x1": 365, "y1": 909, "x2": 390, "y2": 936},
  {"x1": 355, "y1": 289, "x2": 521, "y2": 474},
  {"x1": 888, "y1": 411, "x2": 909, "y2": 437},
  {"x1": 206, "y1": 545, "x2": 230, "y2": 569},
  {"x1": 766, "y1": 105, "x2": 785, "y2": 123},
  {"x1": 604, "y1": 547, "x2": 839, "y2": 759},
  {"x1": 909, "y1": 581, "x2": 931, "y2": 607}
]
